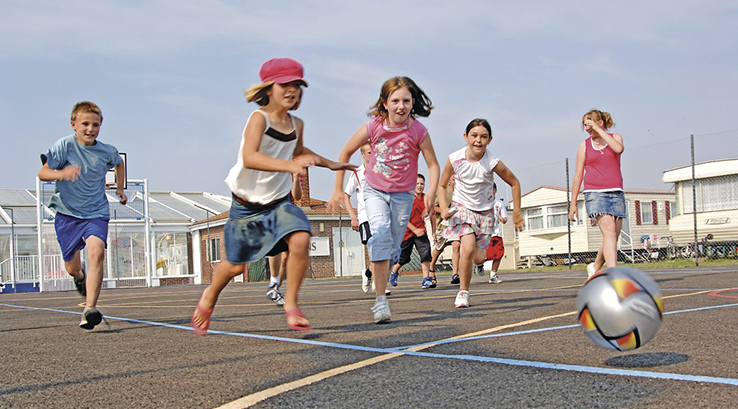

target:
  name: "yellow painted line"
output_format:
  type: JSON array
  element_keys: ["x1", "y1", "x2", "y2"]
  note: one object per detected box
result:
[{"x1": 215, "y1": 286, "x2": 729, "y2": 408}]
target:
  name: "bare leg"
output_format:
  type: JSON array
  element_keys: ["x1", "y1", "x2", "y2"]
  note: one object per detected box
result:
[
  {"x1": 278, "y1": 253, "x2": 289, "y2": 287},
  {"x1": 597, "y1": 215, "x2": 622, "y2": 269},
  {"x1": 372, "y1": 260, "x2": 390, "y2": 297},
  {"x1": 268, "y1": 253, "x2": 282, "y2": 280},
  {"x1": 458, "y1": 234, "x2": 476, "y2": 291},
  {"x1": 192, "y1": 260, "x2": 246, "y2": 328},
  {"x1": 283, "y1": 231, "x2": 310, "y2": 328},
  {"x1": 451, "y1": 241, "x2": 460, "y2": 276},
  {"x1": 84, "y1": 236, "x2": 106, "y2": 308},
  {"x1": 64, "y1": 254, "x2": 83, "y2": 282}
]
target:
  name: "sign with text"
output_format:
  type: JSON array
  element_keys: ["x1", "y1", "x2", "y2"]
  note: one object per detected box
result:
[{"x1": 310, "y1": 236, "x2": 330, "y2": 256}]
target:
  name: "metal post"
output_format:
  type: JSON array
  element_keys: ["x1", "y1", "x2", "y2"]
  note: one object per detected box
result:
[
  {"x1": 205, "y1": 209, "x2": 212, "y2": 282},
  {"x1": 338, "y1": 205, "x2": 343, "y2": 277},
  {"x1": 691, "y1": 134, "x2": 699, "y2": 267},
  {"x1": 9, "y1": 208, "x2": 16, "y2": 292},
  {"x1": 36, "y1": 177, "x2": 44, "y2": 292},
  {"x1": 566, "y1": 158, "x2": 572, "y2": 270}
]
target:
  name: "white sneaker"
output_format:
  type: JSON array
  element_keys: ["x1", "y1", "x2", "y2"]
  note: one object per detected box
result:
[
  {"x1": 362, "y1": 269, "x2": 373, "y2": 293},
  {"x1": 488, "y1": 274, "x2": 502, "y2": 284},
  {"x1": 371, "y1": 299, "x2": 391, "y2": 323},
  {"x1": 454, "y1": 290, "x2": 470, "y2": 308},
  {"x1": 587, "y1": 263, "x2": 597, "y2": 278}
]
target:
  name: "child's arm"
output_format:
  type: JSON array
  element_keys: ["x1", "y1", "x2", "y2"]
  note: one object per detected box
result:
[
  {"x1": 585, "y1": 119, "x2": 624, "y2": 154},
  {"x1": 291, "y1": 174, "x2": 302, "y2": 201},
  {"x1": 342, "y1": 192, "x2": 360, "y2": 231},
  {"x1": 569, "y1": 141, "x2": 586, "y2": 222},
  {"x1": 493, "y1": 161, "x2": 523, "y2": 231},
  {"x1": 38, "y1": 162, "x2": 81, "y2": 182},
  {"x1": 419, "y1": 134, "x2": 440, "y2": 219},
  {"x1": 298, "y1": 146, "x2": 356, "y2": 171},
  {"x1": 436, "y1": 159, "x2": 454, "y2": 219},
  {"x1": 327, "y1": 125, "x2": 368, "y2": 213},
  {"x1": 113, "y1": 160, "x2": 128, "y2": 205},
  {"x1": 242, "y1": 113, "x2": 316, "y2": 175}
]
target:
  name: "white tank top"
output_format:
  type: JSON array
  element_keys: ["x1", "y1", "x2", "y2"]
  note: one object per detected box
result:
[{"x1": 225, "y1": 110, "x2": 298, "y2": 204}]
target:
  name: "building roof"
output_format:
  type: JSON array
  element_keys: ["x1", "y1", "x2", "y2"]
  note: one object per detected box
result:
[
  {"x1": 0, "y1": 188, "x2": 232, "y2": 226},
  {"x1": 662, "y1": 158, "x2": 738, "y2": 183}
]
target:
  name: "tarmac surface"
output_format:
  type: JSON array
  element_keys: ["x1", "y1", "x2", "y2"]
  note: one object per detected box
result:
[{"x1": 1, "y1": 265, "x2": 737, "y2": 408}]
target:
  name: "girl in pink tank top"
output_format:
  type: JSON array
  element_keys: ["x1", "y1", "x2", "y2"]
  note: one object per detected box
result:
[
  {"x1": 328, "y1": 76, "x2": 441, "y2": 324},
  {"x1": 569, "y1": 109, "x2": 626, "y2": 279}
]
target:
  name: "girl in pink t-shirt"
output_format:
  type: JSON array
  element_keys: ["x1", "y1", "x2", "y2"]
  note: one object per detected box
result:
[
  {"x1": 328, "y1": 76, "x2": 440, "y2": 324},
  {"x1": 569, "y1": 109, "x2": 625, "y2": 279}
]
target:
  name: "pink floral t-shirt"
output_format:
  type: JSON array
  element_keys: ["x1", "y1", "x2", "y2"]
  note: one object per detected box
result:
[{"x1": 364, "y1": 117, "x2": 428, "y2": 192}]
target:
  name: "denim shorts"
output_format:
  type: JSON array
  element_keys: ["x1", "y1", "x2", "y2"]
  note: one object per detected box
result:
[
  {"x1": 54, "y1": 212, "x2": 109, "y2": 262},
  {"x1": 224, "y1": 196, "x2": 311, "y2": 265},
  {"x1": 363, "y1": 185, "x2": 413, "y2": 264},
  {"x1": 584, "y1": 191, "x2": 626, "y2": 219}
]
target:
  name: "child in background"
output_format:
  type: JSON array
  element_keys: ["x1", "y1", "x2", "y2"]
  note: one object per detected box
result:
[
  {"x1": 486, "y1": 183, "x2": 507, "y2": 284},
  {"x1": 343, "y1": 143, "x2": 381, "y2": 294},
  {"x1": 389, "y1": 174, "x2": 433, "y2": 289},
  {"x1": 437, "y1": 118, "x2": 522, "y2": 308},
  {"x1": 192, "y1": 58, "x2": 354, "y2": 333},
  {"x1": 328, "y1": 76, "x2": 440, "y2": 323},
  {"x1": 568, "y1": 109, "x2": 625, "y2": 278},
  {"x1": 38, "y1": 101, "x2": 127, "y2": 330},
  {"x1": 430, "y1": 178, "x2": 461, "y2": 286}
]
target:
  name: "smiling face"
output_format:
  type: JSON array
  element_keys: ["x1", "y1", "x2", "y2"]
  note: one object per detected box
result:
[
  {"x1": 415, "y1": 175, "x2": 426, "y2": 196},
  {"x1": 268, "y1": 81, "x2": 303, "y2": 110},
  {"x1": 71, "y1": 112, "x2": 102, "y2": 146},
  {"x1": 383, "y1": 87, "x2": 413, "y2": 126},
  {"x1": 464, "y1": 125, "x2": 492, "y2": 157}
]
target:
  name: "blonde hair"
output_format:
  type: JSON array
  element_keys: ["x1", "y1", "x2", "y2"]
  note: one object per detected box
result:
[
  {"x1": 582, "y1": 109, "x2": 615, "y2": 130},
  {"x1": 245, "y1": 82, "x2": 302, "y2": 110},
  {"x1": 71, "y1": 101, "x2": 103, "y2": 122}
]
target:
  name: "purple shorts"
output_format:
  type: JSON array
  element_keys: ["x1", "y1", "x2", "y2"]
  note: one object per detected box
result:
[{"x1": 54, "y1": 213, "x2": 109, "y2": 262}]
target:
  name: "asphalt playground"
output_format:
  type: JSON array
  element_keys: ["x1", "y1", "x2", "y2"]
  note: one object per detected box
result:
[{"x1": 1, "y1": 265, "x2": 737, "y2": 408}]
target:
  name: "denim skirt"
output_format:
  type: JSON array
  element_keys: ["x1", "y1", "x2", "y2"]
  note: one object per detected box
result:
[{"x1": 584, "y1": 191, "x2": 626, "y2": 219}]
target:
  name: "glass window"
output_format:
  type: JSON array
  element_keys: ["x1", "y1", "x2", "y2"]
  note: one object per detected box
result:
[
  {"x1": 207, "y1": 238, "x2": 221, "y2": 262},
  {"x1": 640, "y1": 201, "x2": 653, "y2": 224},
  {"x1": 526, "y1": 208, "x2": 543, "y2": 231},
  {"x1": 547, "y1": 205, "x2": 569, "y2": 229}
]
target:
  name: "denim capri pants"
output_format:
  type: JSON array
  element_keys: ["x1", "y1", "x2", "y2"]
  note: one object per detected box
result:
[
  {"x1": 584, "y1": 191, "x2": 626, "y2": 219},
  {"x1": 363, "y1": 185, "x2": 414, "y2": 265}
]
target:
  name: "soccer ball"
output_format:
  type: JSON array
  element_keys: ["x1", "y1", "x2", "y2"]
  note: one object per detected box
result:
[{"x1": 576, "y1": 267, "x2": 663, "y2": 351}]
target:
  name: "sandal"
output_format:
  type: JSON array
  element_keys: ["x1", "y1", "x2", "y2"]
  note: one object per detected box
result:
[
  {"x1": 285, "y1": 308, "x2": 312, "y2": 331},
  {"x1": 191, "y1": 294, "x2": 214, "y2": 336}
]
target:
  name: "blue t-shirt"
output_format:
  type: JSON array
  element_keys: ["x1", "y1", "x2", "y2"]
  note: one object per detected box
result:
[{"x1": 43, "y1": 135, "x2": 122, "y2": 219}]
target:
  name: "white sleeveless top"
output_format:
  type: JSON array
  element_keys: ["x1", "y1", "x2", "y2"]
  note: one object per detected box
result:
[{"x1": 225, "y1": 110, "x2": 298, "y2": 204}]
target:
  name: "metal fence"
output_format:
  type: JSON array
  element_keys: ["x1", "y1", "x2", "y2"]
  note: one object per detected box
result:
[{"x1": 510, "y1": 129, "x2": 738, "y2": 269}]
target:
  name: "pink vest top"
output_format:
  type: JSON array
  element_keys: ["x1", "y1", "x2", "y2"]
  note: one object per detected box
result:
[
  {"x1": 364, "y1": 117, "x2": 428, "y2": 192},
  {"x1": 582, "y1": 136, "x2": 623, "y2": 192}
]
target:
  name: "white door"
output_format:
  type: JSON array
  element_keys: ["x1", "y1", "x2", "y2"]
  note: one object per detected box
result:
[{"x1": 332, "y1": 227, "x2": 365, "y2": 277}]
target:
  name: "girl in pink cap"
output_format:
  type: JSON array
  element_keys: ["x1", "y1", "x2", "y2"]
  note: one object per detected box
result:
[
  {"x1": 191, "y1": 58, "x2": 355, "y2": 333},
  {"x1": 328, "y1": 77, "x2": 440, "y2": 324}
]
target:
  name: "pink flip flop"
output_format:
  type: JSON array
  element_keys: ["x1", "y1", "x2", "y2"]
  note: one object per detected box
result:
[
  {"x1": 285, "y1": 308, "x2": 311, "y2": 331},
  {"x1": 191, "y1": 295, "x2": 214, "y2": 335}
]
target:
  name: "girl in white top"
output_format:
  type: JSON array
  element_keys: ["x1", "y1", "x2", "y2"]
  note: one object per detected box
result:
[
  {"x1": 192, "y1": 58, "x2": 354, "y2": 334},
  {"x1": 437, "y1": 118, "x2": 523, "y2": 308}
]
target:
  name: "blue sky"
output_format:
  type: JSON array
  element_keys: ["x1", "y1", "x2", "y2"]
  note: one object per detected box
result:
[{"x1": 1, "y1": 0, "x2": 736, "y2": 202}]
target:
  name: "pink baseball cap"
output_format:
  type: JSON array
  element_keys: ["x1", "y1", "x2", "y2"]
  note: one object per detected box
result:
[{"x1": 259, "y1": 58, "x2": 308, "y2": 87}]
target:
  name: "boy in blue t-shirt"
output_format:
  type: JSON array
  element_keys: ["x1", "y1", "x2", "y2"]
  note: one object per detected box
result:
[{"x1": 38, "y1": 101, "x2": 127, "y2": 330}]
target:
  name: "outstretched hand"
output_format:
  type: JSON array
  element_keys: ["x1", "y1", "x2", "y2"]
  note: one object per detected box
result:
[
  {"x1": 290, "y1": 155, "x2": 321, "y2": 175},
  {"x1": 513, "y1": 211, "x2": 524, "y2": 232},
  {"x1": 328, "y1": 161, "x2": 357, "y2": 172},
  {"x1": 326, "y1": 190, "x2": 344, "y2": 214}
]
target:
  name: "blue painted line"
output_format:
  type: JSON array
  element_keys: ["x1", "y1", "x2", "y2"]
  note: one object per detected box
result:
[
  {"x1": 5, "y1": 301, "x2": 738, "y2": 387},
  {"x1": 396, "y1": 302, "x2": 738, "y2": 350}
]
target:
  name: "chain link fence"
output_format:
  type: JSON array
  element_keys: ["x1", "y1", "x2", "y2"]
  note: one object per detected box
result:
[{"x1": 512, "y1": 129, "x2": 738, "y2": 269}]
